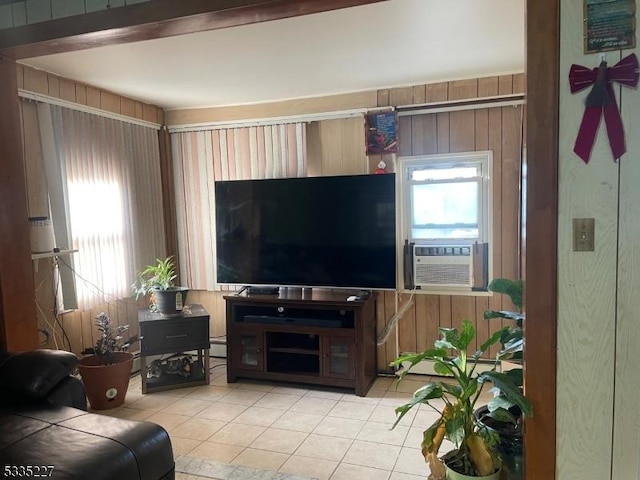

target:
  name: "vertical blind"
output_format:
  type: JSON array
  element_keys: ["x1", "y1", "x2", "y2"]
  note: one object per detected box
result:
[
  {"x1": 171, "y1": 123, "x2": 306, "y2": 290},
  {"x1": 41, "y1": 104, "x2": 166, "y2": 310}
]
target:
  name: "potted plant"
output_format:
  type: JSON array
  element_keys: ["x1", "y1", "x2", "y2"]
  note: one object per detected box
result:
[
  {"x1": 390, "y1": 320, "x2": 532, "y2": 480},
  {"x1": 79, "y1": 312, "x2": 139, "y2": 410},
  {"x1": 476, "y1": 278, "x2": 526, "y2": 480},
  {"x1": 132, "y1": 256, "x2": 189, "y2": 314},
  {"x1": 483, "y1": 277, "x2": 524, "y2": 368}
]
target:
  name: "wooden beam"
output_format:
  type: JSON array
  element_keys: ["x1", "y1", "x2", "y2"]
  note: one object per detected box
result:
[
  {"x1": 0, "y1": 0, "x2": 387, "y2": 60},
  {"x1": 0, "y1": 55, "x2": 38, "y2": 352},
  {"x1": 524, "y1": 0, "x2": 559, "y2": 478}
]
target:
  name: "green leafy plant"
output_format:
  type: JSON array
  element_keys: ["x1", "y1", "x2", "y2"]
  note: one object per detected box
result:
[
  {"x1": 131, "y1": 256, "x2": 177, "y2": 300},
  {"x1": 390, "y1": 320, "x2": 532, "y2": 478},
  {"x1": 484, "y1": 278, "x2": 524, "y2": 361},
  {"x1": 482, "y1": 278, "x2": 526, "y2": 428},
  {"x1": 84, "y1": 312, "x2": 139, "y2": 365}
]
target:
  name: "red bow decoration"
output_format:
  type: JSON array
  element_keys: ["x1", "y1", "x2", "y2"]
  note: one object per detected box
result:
[{"x1": 569, "y1": 53, "x2": 639, "y2": 163}]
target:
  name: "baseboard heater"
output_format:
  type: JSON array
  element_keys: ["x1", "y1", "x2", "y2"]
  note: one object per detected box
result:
[{"x1": 210, "y1": 337, "x2": 227, "y2": 358}]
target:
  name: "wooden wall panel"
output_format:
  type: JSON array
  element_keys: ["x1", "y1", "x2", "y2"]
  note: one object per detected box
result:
[
  {"x1": 59, "y1": 78, "x2": 76, "y2": 102},
  {"x1": 19, "y1": 65, "x2": 163, "y2": 124},
  {"x1": 306, "y1": 117, "x2": 367, "y2": 176},
  {"x1": 0, "y1": 57, "x2": 38, "y2": 351},
  {"x1": 100, "y1": 90, "x2": 121, "y2": 114},
  {"x1": 166, "y1": 90, "x2": 378, "y2": 127},
  {"x1": 391, "y1": 74, "x2": 523, "y2": 361},
  {"x1": 23, "y1": 67, "x2": 48, "y2": 94},
  {"x1": 75, "y1": 83, "x2": 86, "y2": 104},
  {"x1": 86, "y1": 86, "x2": 101, "y2": 108},
  {"x1": 57, "y1": 297, "x2": 148, "y2": 355},
  {"x1": 612, "y1": 38, "x2": 640, "y2": 478},
  {"x1": 556, "y1": 0, "x2": 617, "y2": 478},
  {"x1": 47, "y1": 74, "x2": 60, "y2": 98}
]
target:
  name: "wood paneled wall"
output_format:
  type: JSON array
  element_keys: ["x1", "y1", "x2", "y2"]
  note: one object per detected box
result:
[
  {"x1": 374, "y1": 74, "x2": 524, "y2": 370},
  {"x1": 173, "y1": 73, "x2": 524, "y2": 372},
  {"x1": 18, "y1": 64, "x2": 165, "y2": 355},
  {"x1": 0, "y1": 56, "x2": 38, "y2": 351},
  {"x1": 307, "y1": 117, "x2": 368, "y2": 176},
  {"x1": 17, "y1": 64, "x2": 164, "y2": 125}
]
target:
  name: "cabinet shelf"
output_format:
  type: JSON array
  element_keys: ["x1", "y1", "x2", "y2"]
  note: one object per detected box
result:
[{"x1": 268, "y1": 347, "x2": 320, "y2": 356}]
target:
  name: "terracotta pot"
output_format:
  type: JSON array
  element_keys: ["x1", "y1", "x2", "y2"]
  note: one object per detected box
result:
[{"x1": 79, "y1": 351, "x2": 133, "y2": 410}]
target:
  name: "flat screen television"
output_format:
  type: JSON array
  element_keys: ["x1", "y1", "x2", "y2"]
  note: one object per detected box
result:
[{"x1": 215, "y1": 173, "x2": 396, "y2": 290}]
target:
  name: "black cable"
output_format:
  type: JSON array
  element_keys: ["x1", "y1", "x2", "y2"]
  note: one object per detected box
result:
[{"x1": 57, "y1": 256, "x2": 121, "y2": 304}]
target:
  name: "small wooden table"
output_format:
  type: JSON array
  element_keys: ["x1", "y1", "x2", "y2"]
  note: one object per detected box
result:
[{"x1": 138, "y1": 304, "x2": 210, "y2": 393}]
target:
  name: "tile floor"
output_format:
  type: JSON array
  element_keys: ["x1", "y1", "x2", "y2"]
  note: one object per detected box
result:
[{"x1": 97, "y1": 359, "x2": 493, "y2": 480}]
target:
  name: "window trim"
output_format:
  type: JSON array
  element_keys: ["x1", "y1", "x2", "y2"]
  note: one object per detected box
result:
[{"x1": 398, "y1": 151, "x2": 493, "y2": 294}]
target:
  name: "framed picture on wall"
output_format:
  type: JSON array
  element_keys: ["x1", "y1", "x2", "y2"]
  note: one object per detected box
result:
[
  {"x1": 584, "y1": 0, "x2": 636, "y2": 53},
  {"x1": 365, "y1": 110, "x2": 398, "y2": 155}
]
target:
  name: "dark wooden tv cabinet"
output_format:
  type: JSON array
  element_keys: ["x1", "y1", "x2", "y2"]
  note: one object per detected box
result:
[{"x1": 224, "y1": 289, "x2": 377, "y2": 396}]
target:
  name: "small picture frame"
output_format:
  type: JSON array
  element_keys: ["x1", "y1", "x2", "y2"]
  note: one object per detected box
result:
[
  {"x1": 584, "y1": 0, "x2": 636, "y2": 53},
  {"x1": 365, "y1": 110, "x2": 398, "y2": 155}
]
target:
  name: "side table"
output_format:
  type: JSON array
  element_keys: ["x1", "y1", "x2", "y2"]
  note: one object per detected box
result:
[{"x1": 138, "y1": 304, "x2": 211, "y2": 393}]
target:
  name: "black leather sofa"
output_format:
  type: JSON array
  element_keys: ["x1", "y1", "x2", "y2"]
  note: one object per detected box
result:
[{"x1": 0, "y1": 350, "x2": 175, "y2": 480}]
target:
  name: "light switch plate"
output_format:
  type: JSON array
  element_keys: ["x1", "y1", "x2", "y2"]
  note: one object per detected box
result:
[{"x1": 573, "y1": 218, "x2": 595, "y2": 251}]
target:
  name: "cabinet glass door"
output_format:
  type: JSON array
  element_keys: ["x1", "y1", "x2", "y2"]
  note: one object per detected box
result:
[
  {"x1": 238, "y1": 332, "x2": 263, "y2": 370},
  {"x1": 323, "y1": 337, "x2": 355, "y2": 379}
]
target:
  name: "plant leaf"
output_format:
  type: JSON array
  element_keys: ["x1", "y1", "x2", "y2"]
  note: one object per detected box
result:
[
  {"x1": 486, "y1": 408, "x2": 519, "y2": 425},
  {"x1": 479, "y1": 327, "x2": 509, "y2": 354},
  {"x1": 479, "y1": 371, "x2": 532, "y2": 417},
  {"x1": 487, "y1": 278, "x2": 523, "y2": 309},
  {"x1": 445, "y1": 415, "x2": 465, "y2": 447},
  {"x1": 422, "y1": 419, "x2": 444, "y2": 453},
  {"x1": 459, "y1": 320, "x2": 475, "y2": 351},
  {"x1": 441, "y1": 383, "x2": 462, "y2": 397},
  {"x1": 487, "y1": 394, "x2": 516, "y2": 413},
  {"x1": 434, "y1": 339, "x2": 455, "y2": 350},
  {"x1": 392, "y1": 383, "x2": 444, "y2": 428},
  {"x1": 483, "y1": 310, "x2": 525, "y2": 325},
  {"x1": 439, "y1": 327, "x2": 461, "y2": 350},
  {"x1": 433, "y1": 360, "x2": 454, "y2": 377}
]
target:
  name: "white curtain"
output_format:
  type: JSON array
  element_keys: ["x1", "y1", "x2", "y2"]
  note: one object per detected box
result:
[
  {"x1": 40, "y1": 104, "x2": 166, "y2": 310},
  {"x1": 171, "y1": 123, "x2": 306, "y2": 290}
]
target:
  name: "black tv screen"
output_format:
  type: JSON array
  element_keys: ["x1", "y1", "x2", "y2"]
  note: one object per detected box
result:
[{"x1": 215, "y1": 173, "x2": 396, "y2": 290}]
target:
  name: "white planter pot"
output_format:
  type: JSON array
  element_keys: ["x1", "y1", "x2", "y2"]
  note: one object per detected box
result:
[{"x1": 446, "y1": 465, "x2": 502, "y2": 480}]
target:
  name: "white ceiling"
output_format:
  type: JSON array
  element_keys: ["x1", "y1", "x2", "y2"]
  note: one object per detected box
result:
[{"x1": 20, "y1": 0, "x2": 525, "y2": 110}]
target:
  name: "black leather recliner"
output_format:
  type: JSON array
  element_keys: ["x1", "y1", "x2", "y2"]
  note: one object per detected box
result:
[{"x1": 0, "y1": 350, "x2": 175, "y2": 480}]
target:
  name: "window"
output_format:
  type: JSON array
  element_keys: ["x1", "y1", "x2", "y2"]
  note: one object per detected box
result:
[
  {"x1": 42, "y1": 104, "x2": 167, "y2": 311},
  {"x1": 400, "y1": 152, "x2": 492, "y2": 291}
]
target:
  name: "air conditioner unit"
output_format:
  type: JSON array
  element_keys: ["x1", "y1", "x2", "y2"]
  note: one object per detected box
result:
[{"x1": 413, "y1": 245, "x2": 473, "y2": 288}]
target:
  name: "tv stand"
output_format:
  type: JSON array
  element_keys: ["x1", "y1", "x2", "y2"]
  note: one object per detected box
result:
[{"x1": 224, "y1": 289, "x2": 377, "y2": 396}]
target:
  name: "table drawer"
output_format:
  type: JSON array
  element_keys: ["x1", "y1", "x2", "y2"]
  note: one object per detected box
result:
[{"x1": 140, "y1": 318, "x2": 209, "y2": 355}]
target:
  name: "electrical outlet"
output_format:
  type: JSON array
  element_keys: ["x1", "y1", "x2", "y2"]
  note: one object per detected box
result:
[{"x1": 573, "y1": 218, "x2": 595, "y2": 251}]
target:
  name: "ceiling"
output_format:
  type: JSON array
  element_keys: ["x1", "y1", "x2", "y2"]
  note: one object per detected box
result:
[{"x1": 20, "y1": 0, "x2": 525, "y2": 111}]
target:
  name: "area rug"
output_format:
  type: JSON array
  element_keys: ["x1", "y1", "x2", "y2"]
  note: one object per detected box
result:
[{"x1": 175, "y1": 456, "x2": 316, "y2": 480}]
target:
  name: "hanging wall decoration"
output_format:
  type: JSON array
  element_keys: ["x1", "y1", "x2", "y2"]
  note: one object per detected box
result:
[
  {"x1": 584, "y1": 0, "x2": 636, "y2": 54},
  {"x1": 568, "y1": 53, "x2": 639, "y2": 163},
  {"x1": 365, "y1": 110, "x2": 398, "y2": 155}
]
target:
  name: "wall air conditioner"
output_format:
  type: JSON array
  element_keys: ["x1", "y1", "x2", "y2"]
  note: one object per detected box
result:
[{"x1": 413, "y1": 245, "x2": 473, "y2": 288}]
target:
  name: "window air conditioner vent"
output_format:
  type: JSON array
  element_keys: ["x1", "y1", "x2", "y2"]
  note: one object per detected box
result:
[{"x1": 413, "y1": 245, "x2": 473, "y2": 288}]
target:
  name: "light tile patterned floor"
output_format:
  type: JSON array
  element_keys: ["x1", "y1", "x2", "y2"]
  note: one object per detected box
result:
[{"x1": 97, "y1": 359, "x2": 493, "y2": 480}]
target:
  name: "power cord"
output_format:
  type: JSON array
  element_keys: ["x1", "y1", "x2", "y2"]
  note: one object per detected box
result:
[{"x1": 376, "y1": 290, "x2": 416, "y2": 346}]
